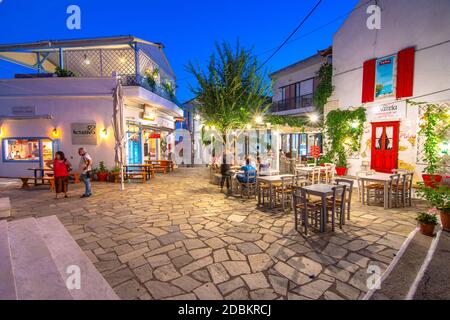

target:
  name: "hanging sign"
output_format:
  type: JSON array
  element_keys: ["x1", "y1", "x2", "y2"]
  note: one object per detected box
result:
[{"x1": 71, "y1": 123, "x2": 97, "y2": 145}]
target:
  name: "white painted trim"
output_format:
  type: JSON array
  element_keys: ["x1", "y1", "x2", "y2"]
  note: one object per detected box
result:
[
  {"x1": 405, "y1": 227, "x2": 442, "y2": 300},
  {"x1": 362, "y1": 227, "x2": 419, "y2": 300}
]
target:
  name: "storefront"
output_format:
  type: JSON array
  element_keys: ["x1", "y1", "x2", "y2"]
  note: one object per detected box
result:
[
  {"x1": 2, "y1": 137, "x2": 57, "y2": 168},
  {"x1": 280, "y1": 132, "x2": 322, "y2": 160}
]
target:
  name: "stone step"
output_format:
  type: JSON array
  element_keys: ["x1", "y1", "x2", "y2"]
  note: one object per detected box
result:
[
  {"x1": 0, "y1": 197, "x2": 11, "y2": 218},
  {"x1": 36, "y1": 216, "x2": 119, "y2": 300},
  {"x1": 8, "y1": 217, "x2": 73, "y2": 300},
  {"x1": 0, "y1": 220, "x2": 16, "y2": 299},
  {"x1": 413, "y1": 230, "x2": 450, "y2": 300},
  {"x1": 367, "y1": 228, "x2": 434, "y2": 300}
]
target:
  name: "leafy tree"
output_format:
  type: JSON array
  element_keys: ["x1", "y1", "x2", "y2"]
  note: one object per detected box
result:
[{"x1": 187, "y1": 41, "x2": 270, "y2": 165}]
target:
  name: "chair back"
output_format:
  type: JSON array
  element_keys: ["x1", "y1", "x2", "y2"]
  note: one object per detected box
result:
[
  {"x1": 294, "y1": 175, "x2": 307, "y2": 189},
  {"x1": 330, "y1": 185, "x2": 347, "y2": 214},
  {"x1": 335, "y1": 178, "x2": 354, "y2": 202},
  {"x1": 281, "y1": 176, "x2": 294, "y2": 190},
  {"x1": 307, "y1": 163, "x2": 316, "y2": 167},
  {"x1": 402, "y1": 172, "x2": 414, "y2": 191},
  {"x1": 389, "y1": 174, "x2": 401, "y2": 193}
]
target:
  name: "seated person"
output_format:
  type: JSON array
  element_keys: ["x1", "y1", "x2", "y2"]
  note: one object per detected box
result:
[{"x1": 237, "y1": 158, "x2": 257, "y2": 184}]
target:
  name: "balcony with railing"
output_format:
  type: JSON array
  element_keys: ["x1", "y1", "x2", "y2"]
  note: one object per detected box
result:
[
  {"x1": 270, "y1": 94, "x2": 314, "y2": 113},
  {"x1": 120, "y1": 74, "x2": 178, "y2": 104}
]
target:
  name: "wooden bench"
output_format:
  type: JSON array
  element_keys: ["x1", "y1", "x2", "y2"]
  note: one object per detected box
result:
[
  {"x1": 126, "y1": 171, "x2": 147, "y2": 183},
  {"x1": 19, "y1": 176, "x2": 55, "y2": 190},
  {"x1": 153, "y1": 166, "x2": 167, "y2": 174}
]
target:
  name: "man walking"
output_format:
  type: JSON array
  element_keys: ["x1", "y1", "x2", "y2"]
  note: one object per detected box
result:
[{"x1": 78, "y1": 147, "x2": 93, "y2": 198}]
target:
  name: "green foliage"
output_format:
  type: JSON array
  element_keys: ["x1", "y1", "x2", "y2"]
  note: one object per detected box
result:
[
  {"x1": 416, "y1": 184, "x2": 450, "y2": 213},
  {"x1": 319, "y1": 153, "x2": 333, "y2": 165},
  {"x1": 200, "y1": 126, "x2": 212, "y2": 146},
  {"x1": 160, "y1": 139, "x2": 168, "y2": 153},
  {"x1": 55, "y1": 67, "x2": 75, "y2": 77},
  {"x1": 162, "y1": 81, "x2": 175, "y2": 99},
  {"x1": 145, "y1": 68, "x2": 159, "y2": 90},
  {"x1": 323, "y1": 107, "x2": 366, "y2": 167},
  {"x1": 417, "y1": 103, "x2": 450, "y2": 175},
  {"x1": 265, "y1": 115, "x2": 309, "y2": 129},
  {"x1": 416, "y1": 211, "x2": 439, "y2": 225},
  {"x1": 110, "y1": 166, "x2": 121, "y2": 173},
  {"x1": 187, "y1": 40, "x2": 270, "y2": 137},
  {"x1": 313, "y1": 63, "x2": 333, "y2": 111},
  {"x1": 98, "y1": 161, "x2": 108, "y2": 173}
]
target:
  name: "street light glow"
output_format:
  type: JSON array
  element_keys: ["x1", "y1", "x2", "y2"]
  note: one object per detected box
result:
[{"x1": 309, "y1": 114, "x2": 319, "y2": 123}]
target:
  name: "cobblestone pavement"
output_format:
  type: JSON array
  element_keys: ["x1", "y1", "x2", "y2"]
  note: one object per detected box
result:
[{"x1": 1, "y1": 168, "x2": 427, "y2": 300}]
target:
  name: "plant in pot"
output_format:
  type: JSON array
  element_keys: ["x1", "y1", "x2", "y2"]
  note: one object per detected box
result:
[
  {"x1": 109, "y1": 166, "x2": 121, "y2": 183},
  {"x1": 415, "y1": 209, "x2": 439, "y2": 237},
  {"x1": 417, "y1": 185, "x2": 450, "y2": 231},
  {"x1": 319, "y1": 153, "x2": 333, "y2": 167},
  {"x1": 418, "y1": 104, "x2": 450, "y2": 187},
  {"x1": 96, "y1": 161, "x2": 109, "y2": 182},
  {"x1": 335, "y1": 153, "x2": 348, "y2": 176}
]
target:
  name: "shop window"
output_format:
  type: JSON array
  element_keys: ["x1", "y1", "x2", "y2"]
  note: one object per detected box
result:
[{"x1": 3, "y1": 138, "x2": 40, "y2": 161}]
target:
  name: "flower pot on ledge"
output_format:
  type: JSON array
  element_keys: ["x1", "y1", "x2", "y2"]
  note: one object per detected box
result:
[
  {"x1": 422, "y1": 174, "x2": 442, "y2": 188},
  {"x1": 336, "y1": 167, "x2": 347, "y2": 176},
  {"x1": 419, "y1": 223, "x2": 436, "y2": 237},
  {"x1": 440, "y1": 211, "x2": 450, "y2": 231}
]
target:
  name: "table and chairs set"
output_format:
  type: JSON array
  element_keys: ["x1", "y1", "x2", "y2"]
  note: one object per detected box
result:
[
  {"x1": 123, "y1": 160, "x2": 175, "y2": 183},
  {"x1": 227, "y1": 161, "x2": 414, "y2": 235}
]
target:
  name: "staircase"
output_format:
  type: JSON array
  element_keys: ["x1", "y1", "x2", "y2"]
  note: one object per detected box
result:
[
  {"x1": 365, "y1": 226, "x2": 448, "y2": 300},
  {"x1": 0, "y1": 216, "x2": 119, "y2": 300}
]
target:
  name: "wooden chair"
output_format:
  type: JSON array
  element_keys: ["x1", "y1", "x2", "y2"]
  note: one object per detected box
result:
[
  {"x1": 398, "y1": 172, "x2": 414, "y2": 207},
  {"x1": 334, "y1": 179, "x2": 354, "y2": 221},
  {"x1": 239, "y1": 170, "x2": 257, "y2": 199},
  {"x1": 275, "y1": 176, "x2": 294, "y2": 211},
  {"x1": 307, "y1": 167, "x2": 321, "y2": 185},
  {"x1": 326, "y1": 185, "x2": 347, "y2": 231},
  {"x1": 293, "y1": 188, "x2": 322, "y2": 234}
]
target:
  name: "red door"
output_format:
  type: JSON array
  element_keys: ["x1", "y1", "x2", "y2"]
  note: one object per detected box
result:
[{"x1": 371, "y1": 121, "x2": 400, "y2": 173}]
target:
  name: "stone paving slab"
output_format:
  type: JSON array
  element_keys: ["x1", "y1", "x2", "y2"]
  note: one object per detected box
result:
[{"x1": 1, "y1": 168, "x2": 426, "y2": 300}]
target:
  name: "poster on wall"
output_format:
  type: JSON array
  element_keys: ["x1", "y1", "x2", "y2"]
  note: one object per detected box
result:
[
  {"x1": 375, "y1": 55, "x2": 396, "y2": 99},
  {"x1": 71, "y1": 123, "x2": 97, "y2": 145}
]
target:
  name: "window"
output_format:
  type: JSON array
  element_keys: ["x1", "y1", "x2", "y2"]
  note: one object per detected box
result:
[{"x1": 3, "y1": 138, "x2": 40, "y2": 161}]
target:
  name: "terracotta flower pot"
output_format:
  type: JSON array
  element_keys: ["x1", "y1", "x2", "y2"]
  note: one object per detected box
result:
[
  {"x1": 336, "y1": 167, "x2": 347, "y2": 176},
  {"x1": 97, "y1": 172, "x2": 109, "y2": 182},
  {"x1": 419, "y1": 223, "x2": 436, "y2": 237},
  {"x1": 440, "y1": 211, "x2": 450, "y2": 232},
  {"x1": 422, "y1": 174, "x2": 442, "y2": 188}
]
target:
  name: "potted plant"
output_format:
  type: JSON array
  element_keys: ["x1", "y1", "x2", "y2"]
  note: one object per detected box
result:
[
  {"x1": 109, "y1": 166, "x2": 121, "y2": 183},
  {"x1": 415, "y1": 210, "x2": 439, "y2": 236},
  {"x1": 417, "y1": 185, "x2": 450, "y2": 231},
  {"x1": 335, "y1": 153, "x2": 348, "y2": 176},
  {"x1": 319, "y1": 153, "x2": 332, "y2": 166},
  {"x1": 96, "y1": 161, "x2": 109, "y2": 182}
]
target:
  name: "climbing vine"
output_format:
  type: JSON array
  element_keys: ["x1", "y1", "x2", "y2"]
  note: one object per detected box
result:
[
  {"x1": 313, "y1": 63, "x2": 333, "y2": 111},
  {"x1": 323, "y1": 107, "x2": 366, "y2": 167}
]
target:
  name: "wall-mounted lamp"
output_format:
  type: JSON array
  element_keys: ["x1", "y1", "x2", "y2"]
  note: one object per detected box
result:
[
  {"x1": 309, "y1": 114, "x2": 319, "y2": 123},
  {"x1": 255, "y1": 115, "x2": 264, "y2": 124},
  {"x1": 246, "y1": 124, "x2": 252, "y2": 130},
  {"x1": 52, "y1": 127, "x2": 60, "y2": 138},
  {"x1": 0, "y1": 126, "x2": 4, "y2": 137},
  {"x1": 119, "y1": 57, "x2": 126, "y2": 64},
  {"x1": 101, "y1": 128, "x2": 108, "y2": 138},
  {"x1": 83, "y1": 54, "x2": 91, "y2": 65}
]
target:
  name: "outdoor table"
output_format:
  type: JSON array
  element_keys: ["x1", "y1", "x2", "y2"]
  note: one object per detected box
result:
[
  {"x1": 259, "y1": 169, "x2": 280, "y2": 176},
  {"x1": 257, "y1": 174, "x2": 294, "y2": 209},
  {"x1": 145, "y1": 160, "x2": 174, "y2": 172},
  {"x1": 358, "y1": 172, "x2": 399, "y2": 209},
  {"x1": 28, "y1": 168, "x2": 53, "y2": 186},
  {"x1": 301, "y1": 184, "x2": 336, "y2": 232}
]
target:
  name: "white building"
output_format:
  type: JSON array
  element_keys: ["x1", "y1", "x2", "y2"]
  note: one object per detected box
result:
[
  {"x1": 0, "y1": 36, "x2": 183, "y2": 177},
  {"x1": 330, "y1": 0, "x2": 450, "y2": 178},
  {"x1": 270, "y1": 48, "x2": 331, "y2": 160}
]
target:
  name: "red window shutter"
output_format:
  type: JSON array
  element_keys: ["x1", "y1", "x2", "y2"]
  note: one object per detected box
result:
[
  {"x1": 396, "y1": 47, "x2": 415, "y2": 99},
  {"x1": 362, "y1": 59, "x2": 376, "y2": 103}
]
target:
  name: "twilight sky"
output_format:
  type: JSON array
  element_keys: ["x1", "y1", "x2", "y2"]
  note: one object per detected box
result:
[{"x1": 0, "y1": 0, "x2": 359, "y2": 102}]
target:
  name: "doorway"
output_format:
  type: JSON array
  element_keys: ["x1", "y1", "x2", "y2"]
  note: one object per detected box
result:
[{"x1": 371, "y1": 121, "x2": 400, "y2": 173}]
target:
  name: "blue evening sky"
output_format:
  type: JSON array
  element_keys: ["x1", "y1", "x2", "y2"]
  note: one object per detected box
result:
[{"x1": 0, "y1": 0, "x2": 359, "y2": 102}]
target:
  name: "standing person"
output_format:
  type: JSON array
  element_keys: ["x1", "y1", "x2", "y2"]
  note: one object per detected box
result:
[
  {"x1": 78, "y1": 147, "x2": 93, "y2": 198},
  {"x1": 50, "y1": 151, "x2": 71, "y2": 199}
]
